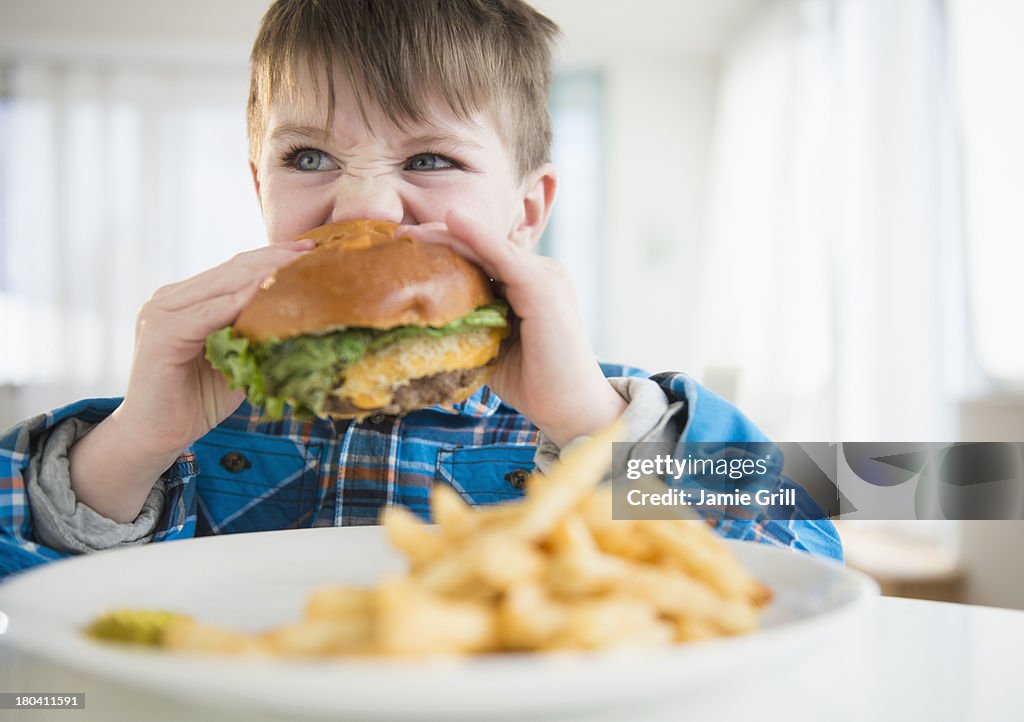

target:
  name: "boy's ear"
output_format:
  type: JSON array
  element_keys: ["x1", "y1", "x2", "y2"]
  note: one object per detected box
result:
[
  {"x1": 249, "y1": 160, "x2": 263, "y2": 211},
  {"x1": 511, "y1": 163, "x2": 557, "y2": 250}
]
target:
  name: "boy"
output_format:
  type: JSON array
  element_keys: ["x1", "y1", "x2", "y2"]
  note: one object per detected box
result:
[{"x1": 0, "y1": 0, "x2": 840, "y2": 578}]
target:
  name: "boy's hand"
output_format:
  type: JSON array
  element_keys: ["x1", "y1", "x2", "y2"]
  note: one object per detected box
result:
[
  {"x1": 118, "y1": 239, "x2": 316, "y2": 458},
  {"x1": 398, "y1": 213, "x2": 626, "y2": 448}
]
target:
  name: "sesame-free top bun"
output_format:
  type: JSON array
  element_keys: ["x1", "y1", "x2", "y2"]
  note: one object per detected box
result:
[{"x1": 233, "y1": 220, "x2": 495, "y2": 343}]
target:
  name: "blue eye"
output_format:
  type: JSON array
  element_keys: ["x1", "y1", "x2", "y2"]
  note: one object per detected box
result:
[
  {"x1": 405, "y1": 153, "x2": 457, "y2": 171},
  {"x1": 282, "y1": 147, "x2": 338, "y2": 172}
]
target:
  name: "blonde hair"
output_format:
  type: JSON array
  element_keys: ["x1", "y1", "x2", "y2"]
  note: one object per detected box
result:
[{"x1": 248, "y1": 0, "x2": 560, "y2": 180}]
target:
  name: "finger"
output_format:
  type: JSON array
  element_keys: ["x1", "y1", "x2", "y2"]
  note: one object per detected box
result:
[
  {"x1": 181, "y1": 279, "x2": 267, "y2": 342},
  {"x1": 442, "y1": 214, "x2": 571, "y2": 319},
  {"x1": 153, "y1": 240, "x2": 314, "y2": 311},
  {"x1": 270, "y1": 238, "x2": 317, "y2": 251},
  {"x1": 397, "y1": 223, "x2": 494, "y2": 277},
  {"x1": 146, "y1": 279, "x2": 264, "y2": 350},
  {"x1": 394, "y1": 221, "x2": 446, "y2": 238},
  {"x1": 443, "y1": 211, "x2": 527, "y2": 285},
  {"x1": 399, "y1": 219, "x2": 561, "y2": 319},
  {"x1": 163, "y1": 237, "x2": 313, "y2": 305},
  {"x1": 153, "y1": 239, "x2": 313, "y2": 299},
  {"x1": 198, "y1": 366, "x2": 247, "y2": 429}
]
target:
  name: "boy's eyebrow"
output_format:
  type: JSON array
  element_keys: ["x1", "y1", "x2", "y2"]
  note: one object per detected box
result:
[
  {"x1": 402, "y1": 132, "x2": 484, "y2": 151},
  {"x1": 269, "y1": 123, "x2": 334, "y2": 144}
]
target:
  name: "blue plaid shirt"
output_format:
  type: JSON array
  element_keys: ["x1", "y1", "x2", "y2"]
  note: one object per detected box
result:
[{"x1": 0, "y1": 364, "x2": 842, "y2": 579}]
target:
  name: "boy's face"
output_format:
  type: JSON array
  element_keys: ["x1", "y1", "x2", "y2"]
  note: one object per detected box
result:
[{"x1": 250, "y1": 71, "x2": 541, "y2": 246}]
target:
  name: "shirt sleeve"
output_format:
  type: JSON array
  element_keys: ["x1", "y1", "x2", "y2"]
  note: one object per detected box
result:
[
  {"x1": 650, "y1": 372, "x2": 843, "y2": 561},
  {"x1": 24, "y1": 418, "x2": 167, "y2": 554},
  {"x1": 0, "y1": 398, "x2": 200, "y2": 580},
  {"x1": 533, "y1": 370, "x2": 844, "y2": 562},
  {"x1": 533, "y1": 376, "x2": 680, "y2": 472}
]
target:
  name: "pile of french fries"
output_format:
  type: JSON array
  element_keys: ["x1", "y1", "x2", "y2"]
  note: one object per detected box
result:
[{"x1": 143, "y1": 424, "x2": 771, "y2": 656}]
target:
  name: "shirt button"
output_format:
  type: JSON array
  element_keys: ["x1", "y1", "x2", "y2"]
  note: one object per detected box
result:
[
  {"x1": 219, "y1": 452, "x2": 251, "y2": 473},
  {"x1": 505, "y1": 468, "x2": 531, "y2": 490},
  {"x1": 369, "y1": 414, "x2": 387, "y2": 424}
]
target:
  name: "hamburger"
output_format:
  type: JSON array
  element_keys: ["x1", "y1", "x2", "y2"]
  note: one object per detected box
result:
[{"x1": 205, "y1": 220, "x2": 510, "y2": 421}]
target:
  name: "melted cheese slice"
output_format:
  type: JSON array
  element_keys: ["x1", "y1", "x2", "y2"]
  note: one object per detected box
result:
[{"x1": 337, "y1": 326, "x2": 505, "y2": 410}]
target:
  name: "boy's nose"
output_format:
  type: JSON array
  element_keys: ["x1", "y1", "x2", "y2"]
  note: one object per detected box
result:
[{"x1": 329, "y1": 175, "x2": 407, "y2": 225}]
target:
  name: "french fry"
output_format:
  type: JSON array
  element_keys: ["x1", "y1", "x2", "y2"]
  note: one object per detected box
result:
[
  {"x1": 380, "y1": 505, "x2": 443, "y2": 565},
  {"x1": 614, "y1": 565, "x2": 759, "y2": 636},
  {"x1": 376, "y1": 579, "x2": 497, "y2": 655},
  {"x1": 545, "y1": 517, "x2": 628, "y2": 597},
  {"x1": 262, "y1": 617, "x2": 375, "y2": 656},
  {"x1": 472, "y1": 501, "x2": 528, "y2": 528},
  {"x1": 545, "y1": 597, "x2": 673, "y2": 651},
  {"x1": 412, "y1": 549, "x2": 477, "y2": 597},
  {"x1": 473, "y1": 531, "x2": 545, "y2": 591},
  {"x1": 674, "y1": 618, "x2": 719, "y2": 643},
  {"x1": 305, "y1": 587, "x2": 376, "y2": 621},
  {"x1": 162, "y1": 618, "x2": 265, "y2": 655},
  {"x1": 576, "y1": 485, "x2": 614, "y2": 524},
  {"x1": 546, "y1": 514, "x2": 600, "y2": 556},
  {"x1": 579, "y1": 487, "x2": 662, "y2": 562},
  {"x1": 636, "y1": 520, "x2": 766, "y2": 603},
  {"x1": 430, "y1": 483, "x2": 478, "y2": 540},
  {"x1": 496, "y1": 583, "x2": 567, "y2": 650},
  {"x1": 512, "y1": 421, "x2": 624, "y2": 542},
  {"x1": 589, "y1": 520, "x2": 658, "y2": 563},
  {"x1": 414, "y1": 529, "x2": 544, "y2": 598}
]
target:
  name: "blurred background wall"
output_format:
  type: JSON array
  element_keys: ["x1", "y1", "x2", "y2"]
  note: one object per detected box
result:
[{"x1": 0, "y1": 0, "x2": 1022, "y2": 605}]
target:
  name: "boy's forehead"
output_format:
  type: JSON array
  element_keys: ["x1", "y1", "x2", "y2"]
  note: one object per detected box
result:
[{"x1": 264, "y1": 67, "x2": 493, "y2": 144}]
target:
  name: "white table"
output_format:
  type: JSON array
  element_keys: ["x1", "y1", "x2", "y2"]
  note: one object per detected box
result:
[{"x1": 2, "y1": 596, "x2": 1021, "y2": 722}]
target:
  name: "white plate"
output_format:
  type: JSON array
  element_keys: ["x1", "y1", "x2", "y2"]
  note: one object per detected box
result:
[{"x1": 0, "y1": 527, "x2": 876, "y2": 720}]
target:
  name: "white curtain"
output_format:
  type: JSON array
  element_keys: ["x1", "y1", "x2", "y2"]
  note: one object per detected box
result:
[
  {"x1": 0, "y1": 58, "x2": 263, "y2": 427},
  {"x1": 698, "y1": 0, "x2": 971, "y2": 442},
  {"x1": 948, "y1": 0, "x2": 1024, "y2": 384}
]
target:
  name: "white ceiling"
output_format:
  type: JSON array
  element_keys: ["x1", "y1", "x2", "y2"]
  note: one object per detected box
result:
[{"x1": 0, "y1": 0, "x2": 764, "y2": 63}]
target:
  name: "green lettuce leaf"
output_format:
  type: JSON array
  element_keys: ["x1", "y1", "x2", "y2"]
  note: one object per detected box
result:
[{"x1": 205, "y1": 301, "x2": 509, "y2": 420}]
